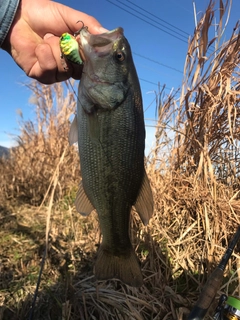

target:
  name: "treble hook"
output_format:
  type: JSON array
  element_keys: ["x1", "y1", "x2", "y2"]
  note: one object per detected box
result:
[{"x1": 74, "y1": 20, "x2": 88, "y2": 37}]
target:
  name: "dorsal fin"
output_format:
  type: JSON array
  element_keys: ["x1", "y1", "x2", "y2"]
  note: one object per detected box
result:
[
  {"x1": 134, "y1": 170, "x2": 154, "y2": 226},
  {"x1": 69, "y1": 115, "x2": 78, "y2": 145},
  {"x1": 75, "y1": 181, "x2": 95, "y2": 216}
]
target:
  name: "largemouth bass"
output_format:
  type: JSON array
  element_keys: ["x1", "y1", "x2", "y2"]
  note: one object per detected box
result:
[{"x1": 69, "y1": 27, "x2": 153, "y2": 287}]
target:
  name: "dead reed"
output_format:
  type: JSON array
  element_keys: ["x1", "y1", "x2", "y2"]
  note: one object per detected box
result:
[{"x1": 0, "y1": 81, "x2": 80, "y2": 205}]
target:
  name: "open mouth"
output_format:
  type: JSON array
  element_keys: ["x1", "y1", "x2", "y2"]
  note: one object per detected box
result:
[
  {"x1": 88, "y1": 28, "x2": 124, "y2": 47},
  {"x1": 81, "y1": 28, "x2": 124, "y2": 56}
]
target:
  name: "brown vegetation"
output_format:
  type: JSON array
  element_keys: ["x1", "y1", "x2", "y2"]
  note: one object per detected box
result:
[
  {"x1": 0, "y1": 81, "x2": 80, "y2": 205},
  {"x1": 0, "y1": 1, "x2": 240, "y2": 319}
]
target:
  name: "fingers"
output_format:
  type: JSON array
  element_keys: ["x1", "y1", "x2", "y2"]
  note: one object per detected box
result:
[
  {"x1": 58, "y1": 4, "x2": 108, "y2": 35},
  {"x1": 31, "y1": 42, "x2": 59, "y2": 84},
  {"x1": 44, "y1": 34, "x2": 83, "y2": 82},
  {"x1": 7, "y1": 0, "x2": 108, "y2": 84},
  {"x1": 73, "y1": 14, "x2": 108, "y2": 35},
  {"x1": 27, "y1": 2, "x2": 108, "y2": 85},
  {"x1": 28, "y1": 35, "x2": 82, "y2": 84}
]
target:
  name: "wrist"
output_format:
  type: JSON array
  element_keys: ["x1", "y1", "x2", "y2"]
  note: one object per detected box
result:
[{"x1": 0, "y1": 0, "x2": 20, "y2": 49}]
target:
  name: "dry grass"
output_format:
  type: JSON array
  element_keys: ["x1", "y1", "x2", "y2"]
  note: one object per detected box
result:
[
  {"x1": 174, "y1": 0, "x2": 240, "y2": 184},
  {"x1": 1, "y1": 1, "x2": 240, "y2": 319},
  {"x1": 0, "y1": 81, "x2": 80, "y2": 205}
]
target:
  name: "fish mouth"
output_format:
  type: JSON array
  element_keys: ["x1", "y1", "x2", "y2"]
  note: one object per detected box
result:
[
  {"x1": 80, "y1": 27, "x2": 124, "y2": 58},
  {"x1": 88, "y1": 28, "x2": 124, "y2": 47},
  {"x1": 80, "y1": 27, "x2": 124, "y2": 85}
]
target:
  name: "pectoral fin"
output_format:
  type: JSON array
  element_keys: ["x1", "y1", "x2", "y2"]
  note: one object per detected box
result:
[
  {"x1": 75, "y1": 181, "x2": 95, "y2": 216},
  {"x1": 134, "y1": 170, "x2": 154, "y2": 226},
  {"x1": 69, "y1": 115, "x2": 78, "y2": 145}
]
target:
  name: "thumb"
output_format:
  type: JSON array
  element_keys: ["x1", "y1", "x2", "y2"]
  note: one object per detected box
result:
[{"x1": 56, "y1": 3, "x2": 108, "y2": 35}]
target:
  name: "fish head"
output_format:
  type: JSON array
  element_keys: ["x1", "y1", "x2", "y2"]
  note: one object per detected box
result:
[{"x1": 78, "y1": 27, "x2": 135, "y2": 110}]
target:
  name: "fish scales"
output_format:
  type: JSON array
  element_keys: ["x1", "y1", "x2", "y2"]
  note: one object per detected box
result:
[
  {"x1": 69, "y1": 27, "x2": 153, "y2": 287},
  {"x1": 79, "y1": 95, "x2": 144, "y2": 245}
]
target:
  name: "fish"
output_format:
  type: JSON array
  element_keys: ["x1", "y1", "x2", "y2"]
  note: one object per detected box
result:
[{"x1": 69, "y1": 27, "x2": 153, "y2": 287}]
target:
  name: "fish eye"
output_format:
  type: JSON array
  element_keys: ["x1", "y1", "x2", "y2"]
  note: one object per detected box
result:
[{"x1": 116, "y1": 51, "x2": 125, "y2": 62}]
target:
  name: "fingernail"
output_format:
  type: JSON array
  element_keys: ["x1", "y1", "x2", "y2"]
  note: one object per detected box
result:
[{"x1": 44, "y1": 33, "x2": 54, "y2": 40}]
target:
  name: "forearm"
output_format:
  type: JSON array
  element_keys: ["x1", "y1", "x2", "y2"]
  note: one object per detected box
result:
[{"x1": 0, "y1": 0, "x2": 20, "y2": 47}]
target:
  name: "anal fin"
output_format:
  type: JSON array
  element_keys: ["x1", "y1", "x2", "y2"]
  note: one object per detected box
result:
[
  {"x1": 75, "y1": 181, "x2": 95, "y2": 216},
  {"x1": 134, "y1": 169, "x2": 154, "y2": 226}
]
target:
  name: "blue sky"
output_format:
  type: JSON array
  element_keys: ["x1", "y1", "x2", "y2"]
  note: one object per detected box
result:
[{"x1": 0, "y1": 0, "x2": 239, "y2": 152}]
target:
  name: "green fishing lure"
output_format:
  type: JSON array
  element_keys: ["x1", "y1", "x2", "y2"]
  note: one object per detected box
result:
[{"x1": 60, "y1": 33, "x2": 83, "y2": 66}]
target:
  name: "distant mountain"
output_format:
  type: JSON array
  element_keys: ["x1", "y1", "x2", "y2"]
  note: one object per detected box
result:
[{"x1": 0, "y1": 146, "x2": 10, "y2": 157}]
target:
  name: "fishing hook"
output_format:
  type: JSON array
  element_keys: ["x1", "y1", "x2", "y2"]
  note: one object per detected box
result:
[{"x1": 74, "y1": 20, "x2": 88, "y2": 37}]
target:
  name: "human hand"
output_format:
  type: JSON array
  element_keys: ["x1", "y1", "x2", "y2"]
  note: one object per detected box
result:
[{"x1": 2, "y1": 0, "x2": 107, "y2": 84}]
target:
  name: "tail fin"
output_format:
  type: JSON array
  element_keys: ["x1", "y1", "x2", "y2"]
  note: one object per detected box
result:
[{"x1": 94, "y1": 245, "x2": 143, "y2": 287}]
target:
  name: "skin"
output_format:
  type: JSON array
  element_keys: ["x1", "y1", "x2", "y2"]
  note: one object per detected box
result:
[{"x1": 2, "y1": 0, "x2": 107, "y2": 84}]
